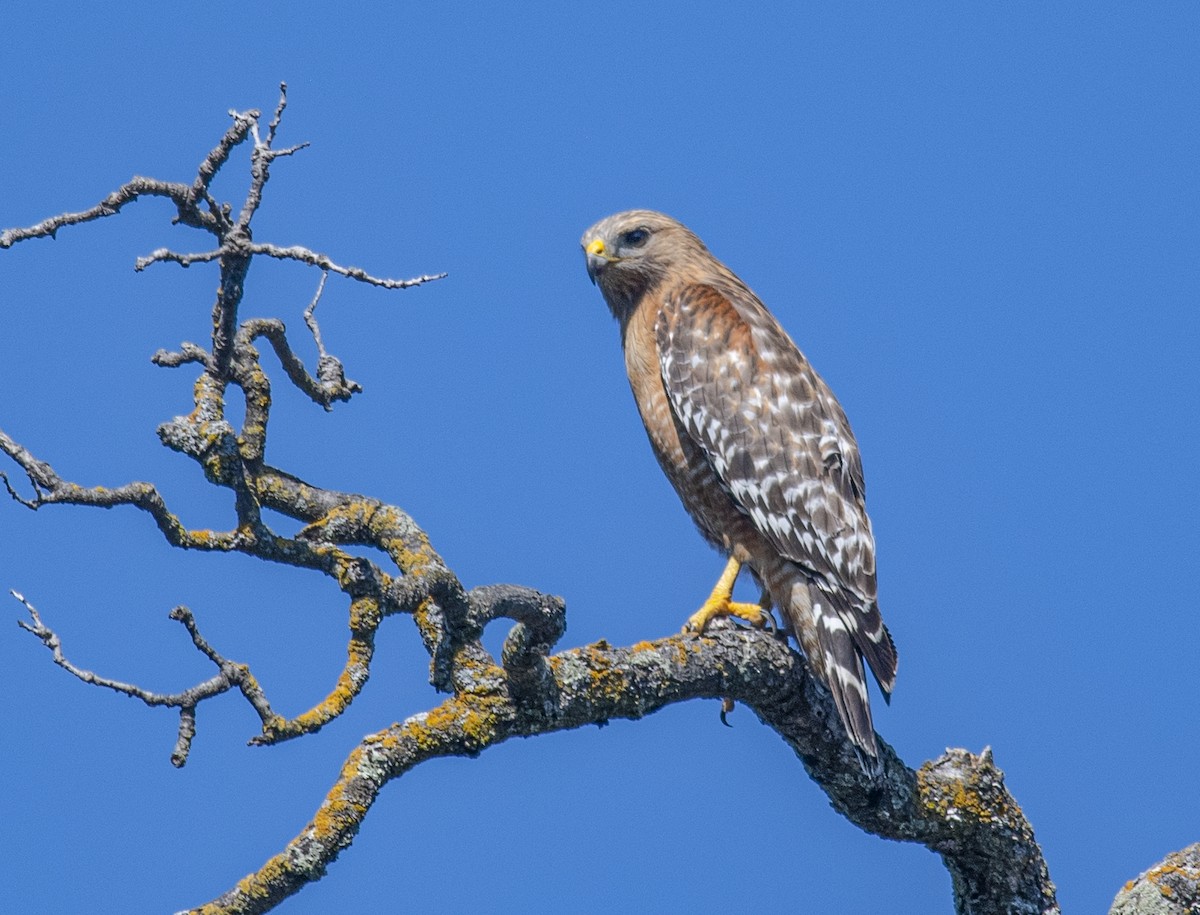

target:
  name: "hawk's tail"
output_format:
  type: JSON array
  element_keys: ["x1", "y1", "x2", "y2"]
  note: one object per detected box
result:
[
  {"x1": 774, "y1": 571, "x2": 898, "y2": 767},
  {"x1": 811, "y1": 586, "x2": 898, "y2": 768},
  {"x1": 857, "y1": 603, "x2": 898, "y2": 699}
]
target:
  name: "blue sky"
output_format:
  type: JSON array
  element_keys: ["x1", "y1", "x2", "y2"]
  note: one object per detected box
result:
[{"x1": 2, "y1": 4, "x2": 1197, "y2": 913}]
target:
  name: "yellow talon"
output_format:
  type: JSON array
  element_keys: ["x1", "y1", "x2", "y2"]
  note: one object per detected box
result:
[{"x1": 683, "y1": 556, "x2": 772, "y2": 633}]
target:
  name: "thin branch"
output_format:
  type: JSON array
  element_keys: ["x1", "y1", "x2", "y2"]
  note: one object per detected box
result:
[
  {"x1": 238, "y1": 314, "x2": 362, "y2": 411},
  {"x1": 303, "y1": 271, "x2": 331, "y2": 357},
  {"x1": 0, "y1": 469, "x2": 40, "y2": 508},
  {"x1": 235, "y1": 88, "x2": 297, "y2": 229},
  {"x1": 2, "y1": 418, "x2": 460, "y2": 739},
  {"x1": 152, "y1": 342, "x2": 212, "y2": 370},
  {"x1": 135, "y1": 247, "x2": 223, "y2": 271},
  {"x1": 12, "y1": 593, "x2": 278, "y2": 767},
  {"x1": 264, "y1": 140, "x2": 310, "y2": 159},
  {"x1": 0, "y1": 177, "x2": 196, "y2": 248},
  {"x1": 246, "y1": 120, "x2": 309, "y2": 162},
  {"x1": 187, "y1": 107, "x2": 260, "y2": 219},
  {"x1": 266, "y1": 82, "x2": 289, "y2": 146},
  {"x1": 1, "y1": 428, "x2": 223, "y2": 544},
  {"x1": 0, "y1": 426, "x2": 67, "y2": 496},
  {"x1": 249, "y1": 242, "x2": 448, "y2": 288}
]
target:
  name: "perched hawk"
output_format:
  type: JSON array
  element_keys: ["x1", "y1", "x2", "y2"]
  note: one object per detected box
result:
[{"x1": 581, "y1": 210, "x2": 897, "y2": 764}]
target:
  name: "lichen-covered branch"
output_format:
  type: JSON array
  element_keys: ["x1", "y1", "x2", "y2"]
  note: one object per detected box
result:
[
  {"x1": 1, "y1": 414, "x2": 459, "y2": 746},
  {"x1": 8, "y1": 87, "x2": 1175, "y2": 915},
  {"x1": 3, "y1": 84, "x2": 449, "y2": 757},
  {"x1": 185, "y1": 620, "x2": 1061, "y2": 915},
  {"x1": 1110, "y1": 843, "x2": 1200, "y2": 915}
]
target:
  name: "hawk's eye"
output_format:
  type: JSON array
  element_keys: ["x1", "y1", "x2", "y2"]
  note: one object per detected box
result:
[{"x1": 623, "y1": 227, "x2": 651, "y2": 248}]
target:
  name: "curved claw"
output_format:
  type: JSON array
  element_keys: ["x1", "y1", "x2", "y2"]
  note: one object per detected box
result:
[
  {"x1": 761, "y1": 607, "x2": 778, "y2": 636},
  {"x1": 719, "y1": 697, "x2": 735, "y2": 727}
]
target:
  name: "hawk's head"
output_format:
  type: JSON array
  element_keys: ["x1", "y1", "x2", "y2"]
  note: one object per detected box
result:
[{"x1": 581, "y1": 210, "x2": 707, "y2": 323}]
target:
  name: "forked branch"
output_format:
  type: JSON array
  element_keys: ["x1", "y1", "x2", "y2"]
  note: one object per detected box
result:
[
  {"x1": 13, "y1": 86, "x2": 1169, "y2": 915},
  {"x1": 14, "y1": 593, "x2": 276, "y2": 767}
]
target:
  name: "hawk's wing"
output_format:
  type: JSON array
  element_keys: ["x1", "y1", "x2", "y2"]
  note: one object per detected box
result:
[
  {"x1": 656, "y1": 281, "x2": 896, "y2": 690},
  {"x1": 657, "y1": 282, "x2": 875, "y2": 600}
]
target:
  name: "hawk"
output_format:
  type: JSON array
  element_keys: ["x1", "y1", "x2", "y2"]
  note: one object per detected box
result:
[{"x1": 581, "y1": 210, "x2": 897, "y2": 764}]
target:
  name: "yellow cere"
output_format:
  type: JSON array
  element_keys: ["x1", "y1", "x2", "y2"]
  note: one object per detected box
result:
[{"x1": 586, "y1": 238, "x2": 606, "y2": 256}]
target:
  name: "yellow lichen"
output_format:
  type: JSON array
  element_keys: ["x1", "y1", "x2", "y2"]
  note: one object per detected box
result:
[
  {"x1": 915, "y1": 757, "x2": 1009, "y2": 824},
  {"x1": 582, "y1": 646, "x2": 629, "y2": 700}
]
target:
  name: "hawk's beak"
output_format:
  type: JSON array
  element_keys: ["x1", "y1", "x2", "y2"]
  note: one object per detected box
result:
[{"x1": 584, "y1": 237, "x2": 610, "y2": 284}]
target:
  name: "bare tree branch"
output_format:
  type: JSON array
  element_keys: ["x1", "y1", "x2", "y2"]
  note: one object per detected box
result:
[
  {"x1": 135, "y1": 247, "x2": 224, "y2": 271},
  {"x1": 12, "y1": 592, "x2": 278, "y2": 767},
  {"x1": 186, "y1": 107, "x2": 259, "y2": 227},
  {"x1": 2, "y1": 84, "x2": 449, "y2": 759},
  {"x1": 5, "y1": 86, "x2": 1179, "y2": 915},
  {"x1": 183, "y1": 621, "x2": 1059, "y2": 914},
  {"x1": 0, "y1": 177, "x2": 203, "y2": 248},
  {"x1": 265, "y1": 83, "x2": 289, "y2": 146},
  {"x1": 248, "y1": 241, "x2": 447, "y2": 288}
]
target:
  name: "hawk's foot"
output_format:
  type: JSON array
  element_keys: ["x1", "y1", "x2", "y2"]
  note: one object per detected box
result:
[
  {"x1": 683, "y1": 596, "x2": 772, "y2": 633},
  {"x1": 682, "y1": 556, "x2": 773, "y2": 633}
]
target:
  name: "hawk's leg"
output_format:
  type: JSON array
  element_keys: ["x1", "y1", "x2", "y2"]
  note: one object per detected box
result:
[{"x1": 683, "y1": 556, "x2": 773, "y2": 633}]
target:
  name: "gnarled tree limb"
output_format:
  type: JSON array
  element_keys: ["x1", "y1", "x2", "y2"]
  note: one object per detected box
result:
[
  {"x1": 185, "y1": 617, "x2": 1060, "y2": 915},
  {"x1": 3, "y1": 86, "x2": 1181, "y2": 915}
]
